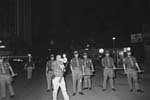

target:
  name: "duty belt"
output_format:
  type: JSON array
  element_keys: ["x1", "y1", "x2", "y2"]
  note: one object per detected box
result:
[{"x1": 48, "y1": 69, "x2": 53, "y2": 71}]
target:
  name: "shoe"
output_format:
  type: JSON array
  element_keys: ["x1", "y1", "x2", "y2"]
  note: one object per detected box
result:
[
  {"x1": 102, "y1": 89, "x2": 106, "y2": 91},
  {"x1": 130, "y1": 89, "x2": 133, "y2": 92},
  {"x1": 79, "y1": 92, "x2": 84, "y2": 95},
  {"x1": 47, "y1": 89, "x2": 50, "y2": 92},
  {"x1": 11, "y1": 95, "x2": 15, "y2": 98},
  {"x1": 137, "y1": 89, "x2": 144, "y2": 93},
  {"x1": 83, "y1": 88, "x2": 88, "y2": 90},
  {"x1": 1, "y1": 97, "x2": 6, "y2": 100},
  {"x1": 112, "y1": 88, "x2": 116, "y2": 92},
  {"x1": 72, "y1": 93, "x2": 76, "y2": 96}
]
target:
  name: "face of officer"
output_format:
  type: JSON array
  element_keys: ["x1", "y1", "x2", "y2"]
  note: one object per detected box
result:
[
  {"x1": 74, "y1": 54, "x2": 79, "y2": 58},
  {"x1": 0, "y1": 59, "x2": 3, "y2": 63},
  {"x1": 56, "y1": 55, "x2": 61, "y2": 61},
  {"x1": 50, "y1": 56, "x2": 54, "y2": 60},
  {"x1": 105, "y1": 53, "x2": 110, "y2": 57},
  {"x1": 83, "y1": 55, "x2": 87, "y2": 59},
  {"x1": 127, "y1": 52, "x2": 131, "y2": 56}
]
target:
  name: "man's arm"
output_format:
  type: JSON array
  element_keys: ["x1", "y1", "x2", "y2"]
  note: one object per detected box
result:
[
  {"x1": 101, "y1": 58, "x2": 106, "y2": 68},
  {"x1": 46, "y1": 62, "x2": 48, "y2": 75},
  {"x1": 112, "y1": 58, "x2": 116, "y2": 69},
  {"x1": 24, "y1": 63, "x2": 27, "y2": 69},
  {"x1": 90, "y1": 60, "x2": 94, "y2": 72},
  {"x1": 123, "y1": 59, "x2": 127, "y2": 73},
  {"x1": 134, "y1": 58, "x2": 141, "y2": 72},
  {"x1": 8, "y1": 64, "x2": 15, "y2": 76},
  {"x1": 70, "y1": 60, "x2": 74, "y2": 73}
]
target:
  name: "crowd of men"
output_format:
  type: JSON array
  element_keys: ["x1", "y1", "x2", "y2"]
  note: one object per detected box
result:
[
  {"x1": 45, "y1": 50, "x2": 144, "y2": 100},
  {"x1": 0, "y1": 49, "x2": 144, "y2": 100}
]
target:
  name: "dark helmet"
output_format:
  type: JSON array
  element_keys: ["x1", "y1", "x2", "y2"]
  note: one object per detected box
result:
[
  {"x1": 105, "y1": 50, "x2": 110, "y2": 54},
  {"x1": 73, "y1": 51, "x2": 78, "y2": 55}
]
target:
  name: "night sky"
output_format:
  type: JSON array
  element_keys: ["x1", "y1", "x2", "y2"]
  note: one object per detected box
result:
[{"x1": 31, "y1": 0, "x2": 148, "y2": 48}]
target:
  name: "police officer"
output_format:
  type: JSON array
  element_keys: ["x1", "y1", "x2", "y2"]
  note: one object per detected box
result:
[
  {"x1": 46, "y1": 54, "x2": 54, "y2": 92},
  {"x1": 101, "y1": 50, "x2": 116, "y2": 91},
  {"x1": 70, "y1": 51, "x2": 84, "y2": 96},
  {"x1": 52, "y1": 55, "x2": 69, "y2": 100},
  {"x1": 0, "y1": 58, "x2": 15, "y2": 99},
  {"x1": 24, "y1": 54, "x2": 35, "y2": 79},
  {"x1": 123, "y1": 51, "x2": 143, "y2": 93},
  {"x1": 83, "y1": 52, "x2": 94, "y2": 90}
]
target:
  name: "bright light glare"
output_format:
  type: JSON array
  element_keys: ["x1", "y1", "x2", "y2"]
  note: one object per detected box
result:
[
  {"x1": 127, "y1": 47, "x2": 131, "y2": 51},
  {"x1": 0, "y1": 46, "x2": 5, "y2": 48},
  {"x1": 99, "y1": 48, "x2": 104, "y2": 53},
  {"x1": 112, "y1": 37, "x2": 116, "y2": 40}
]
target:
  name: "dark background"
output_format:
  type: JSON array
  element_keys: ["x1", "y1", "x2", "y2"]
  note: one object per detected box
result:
[{"x1": 0, "y1": 0, "x2": 149, "y2": 54}]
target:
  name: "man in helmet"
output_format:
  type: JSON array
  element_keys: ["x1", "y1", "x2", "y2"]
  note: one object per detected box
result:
[
  {"x1": 0, "y1": 58, "x2": 15, "y2": 99},
  {"x1": 82, "y1": 52, "x2": 94, "y2": 90},
  {"x1": 52, "y1": 55, "x2": 69, "y2": 100},
  {"x1": 70, "y1": 51, "x2": 84, "y2": 96},
  {"x1": 46, "y1": 54, "x2": 55, "y2": 92},
  {"x1": 123, "y1": 51, "x2": 143, "y2": 93},
  {"x1": 101, "y1": 50, "x2": 116, "y2": 92}
]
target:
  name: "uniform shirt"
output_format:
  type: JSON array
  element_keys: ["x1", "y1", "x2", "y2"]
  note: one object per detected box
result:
[
  {"x1": 101, "y1": 57, "x2": 114, "y2": 68},
  {"x1": 0, "y1": 62, "x2": 10, "y2": 75},
  {"x1": 46, "y1": 60, "x2": 53, "y2": 70},
  {"x1": 124, "y1": 56, "x2": 137, "y2": 70},
  {"x1": 83, "y1": 58, "x2": 93, "y2": 69},
  {"x1": 52, "y1": 60, "x2": 64, "y2": 77},
  {"x1": 25, "y1": 61, "x2": 34, "y2": 68},
  {"x1": 70, "y1": 58, "x2": 83, "y2": 70}
]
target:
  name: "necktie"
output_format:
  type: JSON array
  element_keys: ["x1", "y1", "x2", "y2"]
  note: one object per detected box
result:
[
  {"x1": 84, "y1": 60, "x2": 86, "y2": 68},
  {"x1": 129, "y1": 57, "x2": 134, "y2": 66},
  {"x1": 107, "y1": 57, "x2": 110, "y2": 66},
  {"x1": 76, "y1": 58, "x2": 79, "y2": 68},
  {"x1": 1, "y1": 63, "x2": 5, "y2": 73}
]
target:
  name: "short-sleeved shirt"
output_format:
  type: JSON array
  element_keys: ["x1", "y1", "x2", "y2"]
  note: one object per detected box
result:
[
  {"x1": 101, "y1": 57, "x2": 114, "y2": 68},
  {"x1": 46, "y1": 60, "x2": 53, "y2": 70},
  {"x1": 52, "y1": 60, "x2": 64, "y2": 77},
  {"x1": 83, "y1": 58, "x2": 93, "y2": 69},
  {"x1": 124, "y1": 56, "x2": 137, "y2": 70},
  {"x1": 70, "y1": 58, "x2": 83, "y2": 70},
  {"x1": 0, "y1": 62, "x2": 10, "y2": 75}
]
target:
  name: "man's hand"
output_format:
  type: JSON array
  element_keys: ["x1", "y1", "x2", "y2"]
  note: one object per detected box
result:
[
  {"x1": 138, "y1": 70, "x2": 142, "y2": 73},
  {"x1": 113, "y1": 67, "x2": 116, "y2": 70},
  {"x1": 82, "y1": 72, "x2": 85, "y2": 76},
  {"x1": 59, "y1": 77, "x2": 62, "y2": 83}
]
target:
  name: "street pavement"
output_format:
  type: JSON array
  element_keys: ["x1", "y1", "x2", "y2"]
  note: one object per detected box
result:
[{"x1": 0, "y1": 62, "x2": 150, "y2": 100}]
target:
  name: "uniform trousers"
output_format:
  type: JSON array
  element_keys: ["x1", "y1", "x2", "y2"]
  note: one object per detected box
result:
[
  {"x1": 126, "y1": 68, "x2": 140, "y2": 90},
  {"x1": 46, "y1": 71, "x2": 53, "y2": 90},
  {"x1": 103, "y1": 68, "x2": 115, "y2": 89},
  {"x1": 27, "y1": 67, "x2": 33, "y2": 79},
  {"x1": 0, "y1": 74, "x2": 15, "y2": 98},
  {"x1": 72, "y1": 69, "x2": 83, "y2": 93},
  {"x1": 83, "y1": 68, "x2": 92, "y2": 88}
]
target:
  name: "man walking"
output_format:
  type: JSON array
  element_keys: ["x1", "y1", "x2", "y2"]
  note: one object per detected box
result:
[
  {"x1": 83, "y1": 52, "x2": 94, "y2": 90},
  {"x1": 46, "y1": 54, "x2": 54, "y2": 92},
  {"x1": 70, "y1": 51, "x2": 84, "y2": 96},
  {"x1": 24, "y1": 54, "x2": 35, "y2": 79},
  {"x1": 123, "y1": 51, "x2": 143, "y2": 93},
  {"x1": 52, "y1": 55, "x2": 69, "y2": 100},
  {"x1": 0, "y1": 58, "x2": 15, "y2": 100},
  {"x1": 101, "y1": 50, "x2": 116, "y2": 92}
]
